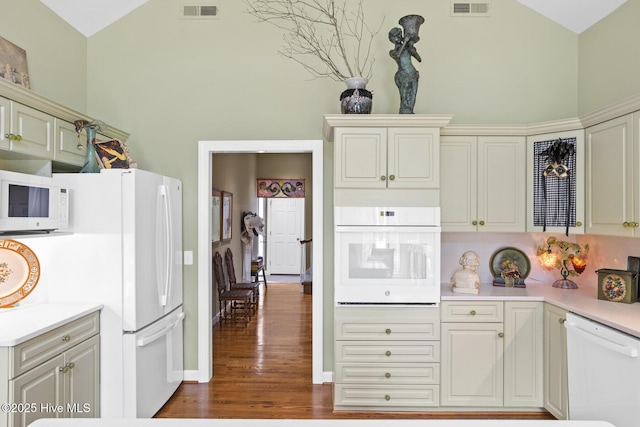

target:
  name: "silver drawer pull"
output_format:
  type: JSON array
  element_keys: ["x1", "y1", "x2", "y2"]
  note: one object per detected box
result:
[
  {"x1": 385, "y1": 328, "x2": 391, "y2": 335},
  {"x1": 384, "y1": 395, "x2": 391, "y2": 401},
  {"x1": 385, "y1": 350, "x2": 392, "y2": 356},
  {"x1": 385, "y1": 372, "x2": 391, "y2": 378}
]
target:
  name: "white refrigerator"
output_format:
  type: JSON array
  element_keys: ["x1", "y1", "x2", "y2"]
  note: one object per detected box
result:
[{"x1": 48, "y1": 169, "x2": 184, "y2": 418}]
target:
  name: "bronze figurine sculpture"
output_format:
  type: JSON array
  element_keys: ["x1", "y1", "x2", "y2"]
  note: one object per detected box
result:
[{"x1": 389, "y1": 15, "x2": 425, "y2": 114}]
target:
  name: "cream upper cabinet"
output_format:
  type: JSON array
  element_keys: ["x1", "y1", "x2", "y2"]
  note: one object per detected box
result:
[
  {"x1": 440, "y1": 301, "x2": 543, "y2": 408},
  {"x1": 334, "y1": 127, "x2": 439, "y2": 189},
  {"x1": 526, "y1": 130, "x2": 585, "y2": 234},
  {"x1": 543, "y1": 303, "x2": 569, "y2": 420},
  {"x1": 0, "y1": 79, "x2": 129, "y2": 171},
  {"x1": 54, "y1": 119, "x2": 86, "y2": 167},
  {"x1": 0, "y1": 96, "x2": 10, "y2": 150},
  {"x1": 585, "y1": 113, "x2": 640, "y2": 236},
  {"x1": 440, "y1": 135, "x2": 526, "y2": 232},
  {"x1": 7, "y1": 101, "x2": 54, "y2": 159}
]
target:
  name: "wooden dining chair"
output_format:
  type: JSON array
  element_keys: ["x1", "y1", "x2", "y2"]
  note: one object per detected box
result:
[
  {"x1": 213, "y1": 252, "x2": 252, "y2": 326},
  {"x1": 224, "y1": 248, "x2": 260, "y2": 312}
]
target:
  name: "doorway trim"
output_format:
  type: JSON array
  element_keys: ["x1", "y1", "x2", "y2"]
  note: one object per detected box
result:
[{"x1": 197, "y1": 140, "x2": 324, "y2": 384}]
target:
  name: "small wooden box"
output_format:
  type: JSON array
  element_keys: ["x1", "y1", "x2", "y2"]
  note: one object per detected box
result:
[{"x1": 596, "y1": 269, "x2": 637, "y2": 303}]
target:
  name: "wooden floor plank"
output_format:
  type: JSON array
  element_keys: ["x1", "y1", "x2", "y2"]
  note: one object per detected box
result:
[{"x1": 155, "y1": 283, "x2": 554, "y2": 420}]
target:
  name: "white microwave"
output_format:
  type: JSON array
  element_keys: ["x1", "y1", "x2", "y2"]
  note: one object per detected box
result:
[{"x1": 0, "y1": 170, "x2": 69, "y2": 233}]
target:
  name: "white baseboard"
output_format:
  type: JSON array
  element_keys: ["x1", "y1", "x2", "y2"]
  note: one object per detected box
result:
[{"x1": 183, "y1": 370, "x2": 201, "y2": 382}]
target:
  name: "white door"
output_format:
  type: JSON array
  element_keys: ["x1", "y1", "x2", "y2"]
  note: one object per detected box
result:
[{"x1": 267, "y1": 198, "x2": 304, "y2": 275}]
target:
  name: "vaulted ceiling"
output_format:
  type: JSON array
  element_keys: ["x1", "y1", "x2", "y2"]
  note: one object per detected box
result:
[{"x1": 39, "y1": 0, "x2": 627, "y2": 38}]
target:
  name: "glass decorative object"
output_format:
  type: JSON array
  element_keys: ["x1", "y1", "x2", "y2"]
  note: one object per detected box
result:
[
  {"x1": 75, "y1": 119, "x2": 105, "y2": 173},
  {"x1": 536, "y1": 236, "x2": 589, "y2": 289}
]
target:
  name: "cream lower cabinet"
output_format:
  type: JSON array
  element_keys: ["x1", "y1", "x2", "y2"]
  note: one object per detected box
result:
[
  {"x1": 0, "y1": 312, "x2": 100, "y2": 427},
  {"x1": 440, "y1": 135, "x2": 526, "y2": 232},
  {"x1": 586, "y1": 112, "x2": 640, "y2": 237},
  {"x1": 543, "y1": 303, "x2": 568, "y2": 420},
  {"x1": 334, "y1": 306, "x2": 440, "y2": 410},
  {"x1": 440, "y1": 301, "x2": 543, "y2": 408}
]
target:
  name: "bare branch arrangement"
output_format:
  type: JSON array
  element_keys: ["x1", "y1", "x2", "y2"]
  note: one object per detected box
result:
[{"x1": 244, "y1": 0, "x2": 383, "y2": 82}]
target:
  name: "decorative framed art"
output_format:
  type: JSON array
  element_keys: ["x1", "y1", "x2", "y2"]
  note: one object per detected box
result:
[
  {"x1": 211, "y1": 189, "x2": 221, "y2": 244},
  {"x1": 221, "y1": 191, "x2": 233, "y2": 242},
  {"x1": 0, "y1": 37, "x2": 30, "y2": 88}
]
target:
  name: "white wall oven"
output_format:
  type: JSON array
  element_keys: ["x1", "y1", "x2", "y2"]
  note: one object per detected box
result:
[{"x1": 334, "y1": 207, "x2": 441, "y2": 305}]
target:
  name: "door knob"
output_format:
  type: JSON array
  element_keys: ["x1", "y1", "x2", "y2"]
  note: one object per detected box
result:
[
  {"x1": 389, "y1": 175, "x2": 395, "y2": 181},
  {"x1": 380, "y1": 176, "x2": 386, "y2": 181}
]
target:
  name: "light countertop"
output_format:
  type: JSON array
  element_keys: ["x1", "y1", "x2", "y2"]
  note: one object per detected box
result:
[
  {"x1": 442, "y1": 282, "x2": 640, "y2": 338},
  {"x1": 28, "y1": 419, "x2": 615, "y2": 427},
  {"x1": 0, "y1": 302, "x2": 102, "y2": 346}
]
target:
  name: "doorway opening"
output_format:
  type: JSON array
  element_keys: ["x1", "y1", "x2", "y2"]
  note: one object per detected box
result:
[{"x1": 196, "y1": 140, "x2": 324, "y2": 384}]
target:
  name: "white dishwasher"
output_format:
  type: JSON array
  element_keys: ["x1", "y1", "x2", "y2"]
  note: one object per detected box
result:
[{"x1": 565, "y1": 312, "x2": 640, "y2": 427}]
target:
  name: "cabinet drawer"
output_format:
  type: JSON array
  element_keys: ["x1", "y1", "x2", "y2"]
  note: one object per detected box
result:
[
  {"x1": 441, "y1": 301, "x2": 503, "y2": 322},
  {"x1": 334, "y1": 384, "x2": 440, "y2": 408},
  {"x1": 10, "y1": 312, "x2": 99, "y2": 378},
  {"x1": 335, "y1": 362, "x2": 440, "y2": 385},
  {"x1": 335, "y1": 306, "x2": 440, "y2": 341},
  {"x1": 335, "y1": 341, "x2": 440, "y2": 364}
]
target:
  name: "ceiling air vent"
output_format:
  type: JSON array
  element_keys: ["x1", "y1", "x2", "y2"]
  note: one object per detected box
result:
[
  {"x1": 451, "y1": 1, "x2": 491, "y2": 17},
  {"x1": 181, "y1": 3, "x2": 219, "y2": 19}
]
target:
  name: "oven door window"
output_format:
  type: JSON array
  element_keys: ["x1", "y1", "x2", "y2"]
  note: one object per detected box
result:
[{"x1": 335, "y1": 226, "x2": 440, "y2": 304}]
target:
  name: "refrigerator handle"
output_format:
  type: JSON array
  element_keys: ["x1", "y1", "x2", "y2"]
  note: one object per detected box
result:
[
  {"x1": 137, "y1": 312, "x2": 185, "y2": 347},
  {"x1": 157, "y1": 184, "x2": 174, "y2": 307}
]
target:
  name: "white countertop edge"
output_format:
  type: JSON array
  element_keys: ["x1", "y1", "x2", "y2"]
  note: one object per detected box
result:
[
  {"x1": 441, "y1": 282, "x2": 640, "y2": 339},
  {"x1": 0, "y1": 302, "x2": 103, "y2": 346},
  {"x1": 28, "y1": 418, "x2": 616, "y2": 427}
]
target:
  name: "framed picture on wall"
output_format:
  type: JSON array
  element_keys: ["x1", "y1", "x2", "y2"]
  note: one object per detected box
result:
[
  {"x1": 0, "y1": 37, "x2": 30, "y2": 88},
  {"x1": 222, "y1": 191, "x2": 233, "y2": 242},
  {"x1": 211, "y1": 189, "x2": 221, "y2": 244}
]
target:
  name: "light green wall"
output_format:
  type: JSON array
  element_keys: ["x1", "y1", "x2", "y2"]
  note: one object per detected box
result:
[
  {"x1": 83, "y1": 0, "x2": 581, "y2": 370},
  {"x1": 0, "y1": 0, "x2": 87, "y2": 112},
  {"x1": 7, "y1": 0, "x2": 638, "y2": 373},
  {"x1": 578, "y1": 0, "x2": 640, "y2": 115}
]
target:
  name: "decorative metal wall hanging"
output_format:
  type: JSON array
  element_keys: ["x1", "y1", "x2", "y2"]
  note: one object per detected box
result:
[
  {"x1": 257, "y1": 179, "x2": 305, "y2": 198},
  {"x1": 533, "y1": 137, "x2": 577, "y2": 235}
]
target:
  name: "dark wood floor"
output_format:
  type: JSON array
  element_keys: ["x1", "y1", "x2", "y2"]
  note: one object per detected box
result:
[{"x1": 155, "y1": 282, "x2": 554, "y2": 420}]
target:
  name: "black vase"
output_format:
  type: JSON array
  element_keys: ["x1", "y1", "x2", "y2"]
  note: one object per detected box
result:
[{"x1": 340, "y1": 77, "x2": 372, "y2": 114}]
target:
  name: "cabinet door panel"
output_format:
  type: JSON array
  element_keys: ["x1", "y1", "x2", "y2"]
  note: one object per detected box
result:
[
  {"x1": 0, "y1": 96, "x2": 10, "y2": 149},
  {"x1": 586, "y1": 114, "x2": 635, "y2": 236},
  {"x1": 10, "y1": 102, "x2": 53, "y2": 158},
  {"x1": 441, "y1": 323, "x2": 503, "y2": 407},
  {"x1": 544, "y1": 303, "x2": 568, "y2": 419},
  {"x1": 527, "y1": 130, "x2": 585, "y2": 234},
  {"x1": 64, "y1": 335, "x2": 99, "y2": 418},
  {"x1": 388, "y1": 128, "x2": 439, "y2": 188},
  {"x1": 54, "y1": 119, "x2": 86, "y2": 166},
  {"x1": 9, "y1": 354, "x2": 64, "y2": 427},
  {"x1": 440, "y1": 136, "x2": 477, "y2": 231},
  {"x1": 478, "y1": 136, "x2": 526, "y2": 232},
  {"x1": 334, "y1": 127, "x2": 386, "y2": 188},
  {"x1": 504, "y1": 302, "x2": 543, "y2": 407}
]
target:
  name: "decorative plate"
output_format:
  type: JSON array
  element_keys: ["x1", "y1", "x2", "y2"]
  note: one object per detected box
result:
[
  {"x1": 600, "y1": 273, "x2": 627, "y2": 302},
  {"x1": 490, "y1": 247, "x2": 531, "y2": 286},
  {"x1": 0, "y1": 239, "x2": 40, "y2": 308}
]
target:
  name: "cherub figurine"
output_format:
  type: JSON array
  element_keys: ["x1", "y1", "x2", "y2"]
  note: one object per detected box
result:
[{"x1": 451, "y1": 251, "x2": 481, "y2": 295}]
